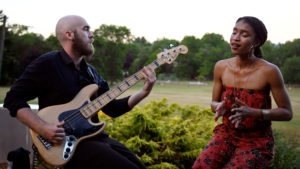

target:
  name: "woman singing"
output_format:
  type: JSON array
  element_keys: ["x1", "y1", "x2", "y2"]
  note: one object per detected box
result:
[{"x1": 192, "y1": 16, "x2": 293, "y2": 169}]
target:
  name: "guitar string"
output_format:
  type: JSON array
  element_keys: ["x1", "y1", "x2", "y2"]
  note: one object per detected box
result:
[
  {"x1": 62, "y1": 80, "x2": 137, "y2": 130},
  {"x1": 62, "y1": 59, "x2": 165, "y2": 128},
  {"x1": 62, "y1": 75, "x2": 141, "y2": 126},
  {"x1": 64, "y1": 57, "x2": 165, "y2": 126},
  {"x1": 63, "y1": 70, "x2": 147, "y2": 127},
  {"x1": 63, "y1": 68, "x2": 145, "y2": 124}
]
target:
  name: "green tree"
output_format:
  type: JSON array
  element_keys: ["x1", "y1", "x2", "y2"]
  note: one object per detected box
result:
[
  {"x1": 173, "y1": 36, "x2": 202, "y2": 80},
  {"x1": 0, "y1": 24, "x2": 48, "y2": 84},
  {"x1": 148, "y1": 38, "x2": 179, "y2": 76},
  {"x1": 282, "y1": 56, "x2": 300, "y2": 84},
  {"x1": 278, "y1": 39, "x2": 300, "y2": 58},
  {"x1": 261, "y1": 41, "x2": 280, "y2": 65},
  {"x1": 125, "y1": 37, "x2": 151, "y2": 75},
  {"x1": 197, "y1": 33, "x2": 231, "y2": 80},
  {"x1": 44, "y1": 34, "x2": 61, "y2": 51},
  {"x1": 92, "y1": 24, "x2": 132, "y2": 85}
]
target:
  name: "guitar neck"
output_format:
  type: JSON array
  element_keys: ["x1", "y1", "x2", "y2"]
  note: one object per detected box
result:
[{"x1": 80, "y1": 59, "x2": 163, "y2": 118}]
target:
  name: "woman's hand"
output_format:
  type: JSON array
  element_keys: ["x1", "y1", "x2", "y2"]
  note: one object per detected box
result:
[
  {"x1": 213, "y1": 101, "x2": 227, "y2": 122},
  {"x1": 229, "y1": 98, "x2": 261, "y2": 128}
]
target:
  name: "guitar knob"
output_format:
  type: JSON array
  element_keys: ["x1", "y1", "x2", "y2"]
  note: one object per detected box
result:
[
  {"x1": 64, "y1": 154, "x2": 69, "y2": 159},
  {"x1": 68, "y1": 142, "x2": 72, "y2": 146},
  {"x1": 66, "y1": 148, "x2": 71, "y2": 152},
  {"x1": 69, "y1": 136, "x2": 75, "y2": 141}
]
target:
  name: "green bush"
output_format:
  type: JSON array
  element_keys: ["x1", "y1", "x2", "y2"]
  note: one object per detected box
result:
[
  {"x1": 105, "y1": 98, "x2": 216, "y2": 168},
  {"x1": 105, "y1": 99, "x2": 300, "y2": 169},
  {"x1": 267, "y1": 130, "x2": 300, "y2": 169}
]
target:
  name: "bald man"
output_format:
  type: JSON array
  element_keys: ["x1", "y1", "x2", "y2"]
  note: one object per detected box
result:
[{"x1": 4, "y1": 15, "x2": 156, "y2": 169}]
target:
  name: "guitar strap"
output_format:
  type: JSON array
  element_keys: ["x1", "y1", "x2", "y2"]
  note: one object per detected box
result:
[{"x1": 87, "y1": 65, "x2": 96, "y2": 83}]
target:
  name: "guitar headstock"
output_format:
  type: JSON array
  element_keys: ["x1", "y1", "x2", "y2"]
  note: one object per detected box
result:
[{"x1": 157, "y1": 45, "x2": 188, "y2": 64}]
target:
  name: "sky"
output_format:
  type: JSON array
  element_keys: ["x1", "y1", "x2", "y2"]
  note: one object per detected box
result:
[{"x1": 1, "y1": 0, "x2": 300, "y2": 44}]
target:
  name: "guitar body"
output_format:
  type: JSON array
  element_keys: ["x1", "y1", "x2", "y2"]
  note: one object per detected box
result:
[{"x1": 29, "y1": 84, "x2": 106, "y2": 167}]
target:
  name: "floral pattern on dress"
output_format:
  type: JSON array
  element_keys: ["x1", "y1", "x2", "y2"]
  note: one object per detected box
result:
[{"x1": 192, "y1": 86, "x2": 274, "y2": 169}]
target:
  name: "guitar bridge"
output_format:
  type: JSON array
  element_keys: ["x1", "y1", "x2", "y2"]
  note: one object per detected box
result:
[
  {"x1": 63, "y1": 135, "x2": 77, "y2": 160},
  {"x1": 37, "y1": 135, "x2": 53, "y2": 150}
]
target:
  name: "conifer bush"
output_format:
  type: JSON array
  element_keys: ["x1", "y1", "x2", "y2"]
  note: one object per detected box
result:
[
  {"x1": 104, "y1": 98, "x2": 217, "y2": 169},
  {"x1": 104, "y1": 99, "x2": 300, "y2": 169},
  {"x1": 266, "y1": 130, "x2": 300, "y2": 169}
]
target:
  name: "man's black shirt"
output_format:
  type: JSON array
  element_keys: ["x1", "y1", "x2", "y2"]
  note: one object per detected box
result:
[{"x1": 4, "y1": 49, "x2": 131, "y2": 118}]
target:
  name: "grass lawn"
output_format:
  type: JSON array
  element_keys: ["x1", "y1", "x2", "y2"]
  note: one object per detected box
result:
[{"x1": 1, "y1": 81, "x2": 299, "y2": 142}]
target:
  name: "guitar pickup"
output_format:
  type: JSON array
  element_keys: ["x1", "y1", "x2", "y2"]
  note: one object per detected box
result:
[{"x1": 37, "y1": 135, "x2": 53, "y2": 150}]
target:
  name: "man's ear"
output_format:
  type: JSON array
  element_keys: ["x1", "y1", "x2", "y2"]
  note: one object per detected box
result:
[{"x1": 65, "y1": 30, "x2": 74, "y2": 40}]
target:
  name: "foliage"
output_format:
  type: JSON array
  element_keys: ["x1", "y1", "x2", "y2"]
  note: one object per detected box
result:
[
  {"x1": 0, "y1": 24, "x2": 49, "y2": 84},
  {"x1": 127, "y1": 37, "x2": 152, "y2": 75},
  {"x1": 147, "y1": 38, "x2": 180, "y2": 76},
  {"x1": 1, "y1": 21, "x2": 300, "y2": 84},
  {"x1": 92, "y1": 25, "x2": 131, "y2": 85},
  {"x1": 196, "y1": 33, "x2": 231, "y2": 80},
  {"x1": 104, "y1": 99, "x2": 217, "y2": 169},
  {"x1": 104, "y1": 99, "x2": 300, "y2": 168},
  {"x1": 174, "y1": 36, "x2": 202, "y2": 80},
  {"x1": 282, "y1": 56, "x2": 300, "y2": 84},
  {"x1": 266, "y1": 130, "x2": 300, "y2": 169}
]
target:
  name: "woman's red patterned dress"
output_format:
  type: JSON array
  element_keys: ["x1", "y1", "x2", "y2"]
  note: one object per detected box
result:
[{"x1": 193, "y1": 86, "x2": 274, "y2": 169}]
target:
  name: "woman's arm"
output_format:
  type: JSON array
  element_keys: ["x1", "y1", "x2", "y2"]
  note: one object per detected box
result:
[
  {"x1": 211, "y1": 61, "x2": 227, "y2": 121},
  {"x1": 264, "y1": 64, "x2": 293, "y2": 121},
  {"x1": 229, "y1": 63, "x2": 293, "y2": 124}
]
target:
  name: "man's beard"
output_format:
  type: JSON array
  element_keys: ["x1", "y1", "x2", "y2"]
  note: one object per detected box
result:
[{"x1": 72, "y1": 32, "x2": 94, "y2": 58}]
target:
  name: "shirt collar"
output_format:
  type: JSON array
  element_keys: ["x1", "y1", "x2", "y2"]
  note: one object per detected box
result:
[{"x1": 59, "y1": 49, "x2": 88, "y2": 71}]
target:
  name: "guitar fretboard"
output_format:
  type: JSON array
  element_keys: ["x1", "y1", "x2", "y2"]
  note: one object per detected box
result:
[{"x1": 80, "y1": 59, "x2": 163, "y2": 118}]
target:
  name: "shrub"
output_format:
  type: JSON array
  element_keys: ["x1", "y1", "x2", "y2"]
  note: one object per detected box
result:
[
  {"x1": 105, "y1": 99, "x2": 300, "y2": 169},
  {"x1": 267, "y1": 130, "x2": 300, "y2": 169},
  {"x1": 105, "y1": 98, "x2": 216, "y2": 168}
]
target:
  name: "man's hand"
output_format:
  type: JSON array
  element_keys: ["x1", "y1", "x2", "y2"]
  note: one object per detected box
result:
[
  {"x1": 141, "y1": 66, "x2": 156, "y2": 96},
  {"x1": 41, "y1": 121, "x2": 65, "y2": 144},
  {"x1": 128, "y1": 66, "x2": 156, "y2": 108}
]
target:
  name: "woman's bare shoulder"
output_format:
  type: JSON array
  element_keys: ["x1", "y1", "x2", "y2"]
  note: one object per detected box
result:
[
  {"x1": 215, "y1": 58, "x2": 235, "y2": 69},
  {"x1": 258, "y1": 59, "x2": 280, "y2": 73}
]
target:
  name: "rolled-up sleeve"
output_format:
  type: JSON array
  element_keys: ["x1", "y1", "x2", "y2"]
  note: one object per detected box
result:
[
  {"x1": 102, "y1": 96, "x2": 132, "y2": 118},
  {"x1": 4, "y1": 58, "x2": 46, "y2": 117},
  {"x1": 90, "y1": 66, "x2": 132, "y2": 118}
]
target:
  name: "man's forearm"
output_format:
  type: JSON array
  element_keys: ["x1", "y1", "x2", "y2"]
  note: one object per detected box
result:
[
  {"x1": 128, "y1": 90, "x2": 149, "y2": 108},
  {"x1": 16, "y1": 107, "x2": 46, "y2": 135}
]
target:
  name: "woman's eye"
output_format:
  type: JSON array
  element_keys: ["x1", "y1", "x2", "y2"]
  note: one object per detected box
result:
[{"x1": 242, "y1": 33, "x2": 249, "y2": 37}]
